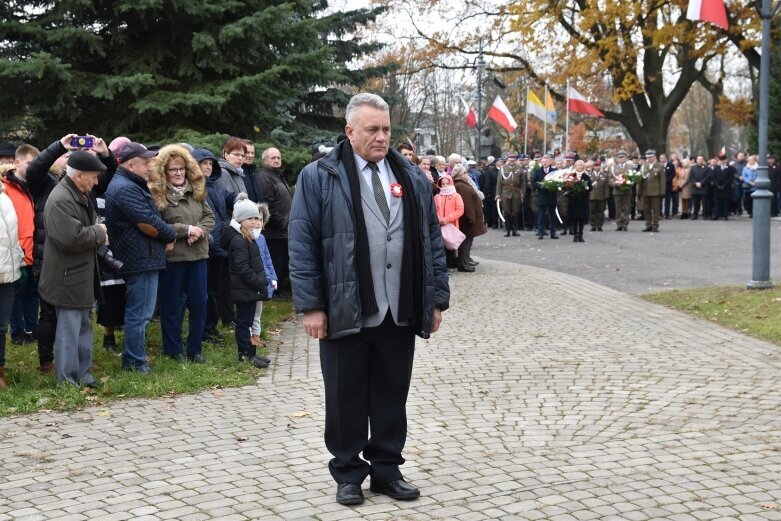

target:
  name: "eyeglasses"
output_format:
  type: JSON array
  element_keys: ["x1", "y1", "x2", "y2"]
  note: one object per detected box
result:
[
  {"x1": 166, "y1": 167, "x2": 186, "y2": 174},
  {"x1": 229, "y1": 152, "x2": 246, "y2": 159}
]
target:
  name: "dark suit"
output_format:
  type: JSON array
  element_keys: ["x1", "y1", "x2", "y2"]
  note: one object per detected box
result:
[
  {"x1": 290, "y1": 144, "x2": 449, "y2": 486},
  {"x1": 713, "y1": 164, "x2": 735, "y2": 219},
  {"x1": 533, "y1": 166, "x2": 558, "y2": 237},
  {"x1": 689, "y1": 164, "x2": 711, "y2": 219}
]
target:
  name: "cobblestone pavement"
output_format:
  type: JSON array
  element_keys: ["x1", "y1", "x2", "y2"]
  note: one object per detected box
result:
[{"x1": 1, "y1": 259, "x2": 780, "y2": 520}]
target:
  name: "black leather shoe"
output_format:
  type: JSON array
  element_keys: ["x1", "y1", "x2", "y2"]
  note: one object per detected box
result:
[
  {"x1": 642, "y1": 228, "x2": 652, "y2": 232},
  {"x1": 370, "y1": 478, "x2": 420, "y2": 500},
  {"x1": 550, "y1": 235, "x2": 559, "y2": 239},
  {"x1": 469, "y1": 261, "x2": 479, "y2": 266},
  {"x1": 457, "y1": 266, "x2": 476, "y2": 272},
  {"x1": 336, "y1": 483, "x2": 364, "y2": 505},
  {"x1": 537, "y1": 235, "x2": 544, "y2": 239}
]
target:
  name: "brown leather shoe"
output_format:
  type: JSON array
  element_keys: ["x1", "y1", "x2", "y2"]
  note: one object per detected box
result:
[
  {"x1": 39, "y1": 362, "x2": 54, "y2": 374},
  {"x1": 0, "y1": 367, "x2": 7, "y2": 389}
]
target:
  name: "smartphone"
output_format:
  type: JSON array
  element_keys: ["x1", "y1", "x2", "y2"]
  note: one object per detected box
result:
[{"x1": 70, "y1": 136, "x2": 94, "y2": 148}]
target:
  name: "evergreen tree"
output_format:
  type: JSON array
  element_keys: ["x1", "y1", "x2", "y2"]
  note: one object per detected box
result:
[
  {"x1": 0, "y1": 1, "x2": 388, "y2": 144},
  {"x1": 749, "y1": 15, "x2": 781, "y2": 159}
]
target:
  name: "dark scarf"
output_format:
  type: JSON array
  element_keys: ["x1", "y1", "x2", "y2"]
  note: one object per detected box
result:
[{"x1": 338, "y1": 141, "x2": 423, "y2": 324}]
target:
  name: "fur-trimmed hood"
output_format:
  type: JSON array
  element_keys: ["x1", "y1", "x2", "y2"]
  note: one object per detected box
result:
[{"x1": 149, "y1": 144, "x2": 206, "y2": 211}]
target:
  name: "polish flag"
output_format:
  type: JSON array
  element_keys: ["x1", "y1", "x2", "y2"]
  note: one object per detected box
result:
[
  {"x1": 568, "y1": 86, "x2": 605, "y2": 118},
  {"x1": 487, "y1": 95, "x2": 518, "y2": 133},
  {"x1": 460, "y1": 96, "x2": 477, "y2": 128},
  {"x1": 686, "y1": 0, "x2": 728, "y2": 30}
]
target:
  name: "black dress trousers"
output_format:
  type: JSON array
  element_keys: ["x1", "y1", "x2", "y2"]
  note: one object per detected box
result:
[{"x1": 319, "y1": 312, "x2": 415, "y2": 484}]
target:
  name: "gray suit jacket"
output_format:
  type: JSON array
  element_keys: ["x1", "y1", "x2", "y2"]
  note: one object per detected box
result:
[{"x1": 359, "y1": 168, "x2": 408, "y2": 328}]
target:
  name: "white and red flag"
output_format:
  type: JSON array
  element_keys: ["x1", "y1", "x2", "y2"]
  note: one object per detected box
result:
[
  {"x1": 460, "y1": 96, "x2": 477, "y2": 128},
  {"x1": 686, "y1": 0, "x2": 728, "y2": 30},
  {"x1": 487, "y1": 95, "x2": 518, "y2": 133},
  {"x1": 567, "y1": 86, "x2": 605, "y2": 118}
]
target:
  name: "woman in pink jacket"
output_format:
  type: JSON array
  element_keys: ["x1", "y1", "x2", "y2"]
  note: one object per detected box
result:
[{"x1": 434, "y1": 174, "x2": 464, "y2": 269}]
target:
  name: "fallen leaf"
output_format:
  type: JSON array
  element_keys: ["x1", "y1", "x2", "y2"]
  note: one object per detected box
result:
[
  {"x1": 96, "y1": 410, "x2": 111, "y2": 417},
  {"x1": 290, "y1": 411, "x2": 311, "y2": 418},
  {"x1": 213, "y1": 390, "x2": 224, "y2": 397},
  {"x1": 163, "y1": 404, "x2": 172, "y2": 411},
  {"x1": 236, "y1": 436, "x2": 248, "y2": 442},
  {"x1": 759, "y1": 503, "x2": 779, "y2": 510}
]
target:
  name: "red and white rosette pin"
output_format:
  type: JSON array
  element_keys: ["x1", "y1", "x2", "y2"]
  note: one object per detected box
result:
[{"x1": 390, "y1": 183, "x2": 403, "y2": 198}]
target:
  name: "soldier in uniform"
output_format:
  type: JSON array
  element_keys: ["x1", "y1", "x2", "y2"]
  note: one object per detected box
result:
[
  {"x1": 639, "y1": 149, "x2": 665, "y2": 232},
  {"x1": 609, "y1": 151, "x2": 634, "y2": 231},
  {"x1": 523, "y1": 155, "x2": 539, "y2": 231},
  {"x1": 495, "y1": 154, "x2": 525, "y2": 236},
  {"x1": 588, "y1": 160, "x2": 610, "y2": 231}
]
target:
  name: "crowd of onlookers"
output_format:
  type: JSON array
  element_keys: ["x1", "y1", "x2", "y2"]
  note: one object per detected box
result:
[
  {"x1": 0, "y1": 135, "x2": 292, "y2": 388},
  {"x1": 1, "y1": 131, "x2": 774, "y2": 390}
]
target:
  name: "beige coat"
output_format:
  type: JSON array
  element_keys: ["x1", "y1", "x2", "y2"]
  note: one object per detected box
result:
[
  {"x1": 149, "y1": 145, "x2": 215, "y2": 263},
  {"x1": 678, "y1": 167, "x2": 692, "y2": 199}
]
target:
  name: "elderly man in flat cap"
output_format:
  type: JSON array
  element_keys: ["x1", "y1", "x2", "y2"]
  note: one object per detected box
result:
[{"x1": 38, "y1": 151, "x2": 109, "y2": 387}]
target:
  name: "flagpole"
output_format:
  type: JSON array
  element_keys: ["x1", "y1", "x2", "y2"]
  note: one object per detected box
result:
[
  {"x1": 543, "y1": 85, "x2": 548, "y2": 155},
  {"x1": 524, "y1": 86, "x2": 530, "y2": 157},
  {"x1": 565, "y1": 79, "x2": 570, "y2": 154}
]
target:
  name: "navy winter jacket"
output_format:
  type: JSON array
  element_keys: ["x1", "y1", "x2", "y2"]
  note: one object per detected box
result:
[
  {"x1": 288, "y1": 147, "x2": 450, "y2": 340},
  {"x1": 104, "y1": 167, "x2": 177, "y2": 275},
  {"x1": 193, "y1": 148, "x2": 233, "y2": 258}
]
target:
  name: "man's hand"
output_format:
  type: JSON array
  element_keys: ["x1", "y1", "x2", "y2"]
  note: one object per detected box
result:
[
  {"x1": 97, "y1": 223, "x2": 108, "y2": 245},
  {"x1": 495, "y1": 195, "x2": 501, "y2": 201},
  {"x1": 165, "y1": 242, "x2": 175, "y2": 252},
  {"x1": 303, "y1": 310, "x2": 328, "y2": 339},
  {"x1": 60, "y1": 134, "x2": 79, "y2": 151},
  {"x1": 90, "y1": 135, "x2": 109, "y2": 157},
  {"x1": 430, "y1": 308, "x2": 443, "y2": 334}
]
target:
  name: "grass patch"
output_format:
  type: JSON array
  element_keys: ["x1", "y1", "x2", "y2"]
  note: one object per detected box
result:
[
  {"x1": 0, "y1": 300, "x2": 293, "y2": 416},
  {"x1": 642, "y1": 286, "x2": 781, "y2": 345}
]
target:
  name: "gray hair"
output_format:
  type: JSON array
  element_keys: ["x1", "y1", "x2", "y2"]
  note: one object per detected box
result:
[
  {"x1": 65, "y1": 165, "x2": 78, "y2": 178},
  {"x1": 345, "y1": 93, "x2": 389, "y2": 125},
  {"x1": 447, "y1": 153, "x2": 462, "y2": 165},
  {"x1": 451, "y1": 165, "x2": 468, "y2": 177}
]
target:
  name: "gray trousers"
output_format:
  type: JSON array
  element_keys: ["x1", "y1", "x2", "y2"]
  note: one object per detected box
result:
[{"x1": 54, "y1": 308, "x2": 94, "y2": 386}]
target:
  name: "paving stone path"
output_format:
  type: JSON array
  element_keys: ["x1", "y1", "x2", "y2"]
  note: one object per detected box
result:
[{"x1": 1, "y1": 259, "x2": 780, "y2": 520}]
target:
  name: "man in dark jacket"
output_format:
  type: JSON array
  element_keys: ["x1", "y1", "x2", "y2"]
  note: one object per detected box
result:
[
  {"x1": 769, "y1": 155, "x2": 781, "y2": 216},
  {"x1": 689, "y1": 156, "x2": 711, "y2": 220},
  {"x1": 105, "y1": 143, "x2": 176, "y2": 373},
  {"x1": 39, "y1": 152, "x2": 108, "y2": 387},
  {"x1": 25, "y1": 134, "x2": 116, "y2": 372},
  {"x1": 193, "y1": 148, "x2": 235, "y2": 340},
  {"x1": 713, "y1": 154, "x2": 735, "y2": 220},
  {"x1": 258, "y1": 146, "x2": 292, "y2": 296},
  {"x1": 289, "y1": 93, "x2": 449, "y2": 506},
  {"x1": 533, "y1": 156, "x2": 559, "y2": 239},
  {"x1": 479, "y1": 158, "x2": 499, "y2": 228}
]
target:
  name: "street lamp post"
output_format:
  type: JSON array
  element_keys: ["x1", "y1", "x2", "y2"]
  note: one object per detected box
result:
[
  {"x1": 748, "y1": 0, "x2": 781, "y2": 289},
  {"x1": 475, "y1": 38, "x2": 486, "y2": 160}
]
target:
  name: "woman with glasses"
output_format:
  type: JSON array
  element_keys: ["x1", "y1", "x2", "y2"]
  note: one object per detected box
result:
[
  {"x1": 219, "y1": 137, "x2": 249, "y2": 195},
  {"x1": 149, "y1": 145, "x2": 215, "y2": 363}
]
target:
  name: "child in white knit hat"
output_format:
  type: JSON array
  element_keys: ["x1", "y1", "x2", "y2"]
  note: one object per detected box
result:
[
  {"x1": 250, "y1": 203, "x2": 278, "y2": 346},
  {"x1": 221, "y1": 194, "x2": 270, "y2": 368}
]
